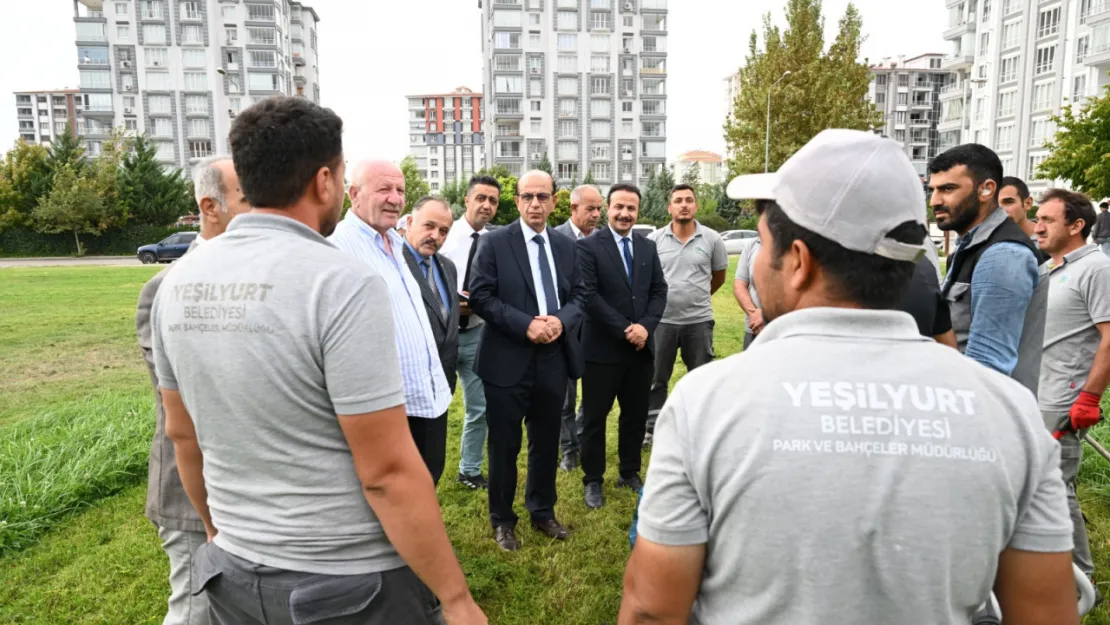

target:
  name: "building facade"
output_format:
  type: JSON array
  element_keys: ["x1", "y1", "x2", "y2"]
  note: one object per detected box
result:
[
  {"x1": 480, "y1": 0, "x2": 669, "y2": 191},
  {"x1": 942, "y1": 0, "x2": 1108, "y2": 195},
  {"x1": 73, "y1": 0, "x2": 321, "y2": 170},
  {"x1": 14, "y1": 90, "x2": 81, "y2": 146},
  {"x1": 868, "y1": 54, "x2": 949, "y2": 176},
  {"x1": 406, "y1": 87, "x2": 486, "y2": 193},
  {"x1": 672, "y1": 149, "x2": 725, "y2": 186}
]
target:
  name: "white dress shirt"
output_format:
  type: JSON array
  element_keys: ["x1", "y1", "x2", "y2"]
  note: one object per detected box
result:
[
  {"x1": 440, "y1": 216, "x2": 487, "y2": 294},
  {"x1": 568, "y1": 220, "x2": 584, "y2": 240},
  {"x1": 611, "y1": 226, "x2": 635, "y2": 276},
  {"x1": 521, "y1": 218, "x2": 561, "y2": 316}
]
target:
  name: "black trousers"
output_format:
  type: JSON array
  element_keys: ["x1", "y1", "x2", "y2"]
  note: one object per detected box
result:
[
  {"x1": 580, "y1": 357, "x2": 652, "y2": 485},
  {"x1": 408, "y1": 412, "x2": 448, "y2": 486},
  {"x1": 483, "y1": 345, "x2": 567, "y2": 529}
]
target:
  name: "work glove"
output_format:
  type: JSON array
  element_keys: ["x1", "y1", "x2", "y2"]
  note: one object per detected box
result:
[{"x1": 1069, "y1": 391, "x2": 1104, "y2": 432}]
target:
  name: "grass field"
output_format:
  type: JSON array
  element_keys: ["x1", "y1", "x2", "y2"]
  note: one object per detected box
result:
[{"x1": 2, "y1": 261, "x2": 1110, "y2": 624}]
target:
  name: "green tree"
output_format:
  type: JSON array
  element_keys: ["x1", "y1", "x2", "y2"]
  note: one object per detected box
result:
[
  {"x1": 118, "y1": 135, "x2": 193, "y2": 227},
  {"x1": 640, "y1": 166, "x2": 676, "y2": 225},
  {"x1": 724, "y1": 0, "x2": 881, "y2": 177},
  {"x1": 1037, "y1": 85, "x2": 1110, "y2": 199},
  {"x1": 88, "y1": 130, "x2": 130, "y2": 217},
  {"x1": 681, "y1": 162, "x2": 702, "y2": 187},
  {"x1": 536, "y1": 153, "x2": 554, "y2": 178},
  {"x1": 550, "y1": 188, "x2": 572, "y2": 226},
  {"x1": 477, "y1": 165, "x2": 519, "y2": 225},
  {"x1": 45, "y1": 123, "x2": 86, "y2": 178},
  {"x1": 32, "y1": 164, "x2": 119, "y2": 255},
  {"x1": 0, "y1": 140, "x2": 52, "y2": 229},
  {"x1": 442, "y1": 178, "x2": 468, "y2": 208},
  {"x1": 399, "y1": 155, "x2": 431, "y2": 214},
  {"x1": 710, "y1": 181, "x2": 743, "y2": 227},
  {"x1": 582, "y1": 169, "x2": 597, "y2": 186}
]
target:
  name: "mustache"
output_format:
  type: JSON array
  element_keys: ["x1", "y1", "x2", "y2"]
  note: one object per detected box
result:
[{"x1": 421, "y1": 238, "x2": 439, "y2": 249}]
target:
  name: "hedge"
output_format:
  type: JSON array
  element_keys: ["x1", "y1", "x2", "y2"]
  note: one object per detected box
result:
[{"x1": 0, "y1": 224, "x2": 194, "y2": 258}]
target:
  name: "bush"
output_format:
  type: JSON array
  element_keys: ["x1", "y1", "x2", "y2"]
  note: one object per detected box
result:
[
  {"x1": 698, "y1": 213, "x2": 731, "y2": 232},
  {"x1": 0, "y1": 223, "x2": 192, "y2": 257}
]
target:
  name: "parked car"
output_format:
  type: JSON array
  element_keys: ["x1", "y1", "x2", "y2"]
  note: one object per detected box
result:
[
  {"x1": 721, "y1": 229, "x2": 759, "y2": 255},
  {"x1": 137, "y1": 231, "x2": 198, "y2": 264},
  {"x1": 631, "y1": 224, "x2": 656, "y2": 237}
]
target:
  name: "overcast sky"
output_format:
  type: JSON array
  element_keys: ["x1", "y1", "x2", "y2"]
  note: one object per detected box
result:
[{"x1": 1, "y1": 0, "x2": 947, "y2": 164}]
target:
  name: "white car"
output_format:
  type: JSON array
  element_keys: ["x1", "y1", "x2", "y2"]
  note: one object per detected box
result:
[
  {"x1": 631, "y1": 224, "x2": 656, "y2": 237},
  {"x1": 721, "y1": 229, "x2": 759, "y2": 255}
]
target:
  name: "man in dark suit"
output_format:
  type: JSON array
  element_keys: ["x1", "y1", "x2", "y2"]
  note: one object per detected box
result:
[
  {"x1": 576, "y1": 183, "x2": 667, "y2": 509},
  {"x1": 468, "y1": 169, "x2": 587, "y2": 551},
  {"x1": 402, "y1": 196, "x2": 461, "y2": 395}
]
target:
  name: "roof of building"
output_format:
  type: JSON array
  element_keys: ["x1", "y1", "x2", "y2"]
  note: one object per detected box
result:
[
  {"x1": 676, "y1": 150, "x2": 723, "y2": 164},
  {"x1": 406, "y1": 86, "x2": 484, "y2": 98},
  {"x1": 291, "y1": 2, "x2": 321, "y2": 22},
  {"x1": 869, "y1": 53, "x2": 947, "y2": 70},
  {"x1": 13, "y1": 88, "x2": 80, "y2": 95}
]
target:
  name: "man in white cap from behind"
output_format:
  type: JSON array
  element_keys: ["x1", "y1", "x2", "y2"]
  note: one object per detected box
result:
[{"x1": 619, "y1": 129, "x2": 1077, "y2": 625}]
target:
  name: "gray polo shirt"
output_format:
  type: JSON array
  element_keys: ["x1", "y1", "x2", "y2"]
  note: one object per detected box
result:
[
  {"x1": 733, "y1": 240, "x2": 761, "y2": 331},
  {"x1": 638, "y1": 307, "x2": 1071, "y2": 625},
  {"x1": 1039, "y1": 244, "x2": 1110, "y2": 413},
  {"x1": 650, "y1": 221, "x2": 729, "y2": 325},
  {"x1": 151, "y1": 213, "x2": 407, "y2": 575}
]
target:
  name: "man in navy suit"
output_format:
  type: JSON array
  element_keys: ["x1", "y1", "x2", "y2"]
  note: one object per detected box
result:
[
  {"x1": 576, "y1": 184, "x2": 668, "y2": 509},
  {"x1": 468, "y1": 169, "x2": 587, "y2": 551}
]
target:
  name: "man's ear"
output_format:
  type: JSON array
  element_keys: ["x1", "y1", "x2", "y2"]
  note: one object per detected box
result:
[{"x1": 198, "y1": 197, "x2": 220, "y2": 224}]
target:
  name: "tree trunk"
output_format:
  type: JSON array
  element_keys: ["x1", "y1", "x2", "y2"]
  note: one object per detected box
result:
[{"x1": 73, "y1": 229, "x2": 84, "y2": 257}]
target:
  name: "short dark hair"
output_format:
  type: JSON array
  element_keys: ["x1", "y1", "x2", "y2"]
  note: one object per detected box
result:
[
  {"x1": 229, "y1": 96, "x2": 343, "y2": 209},
  {"x1": 928, "y1": 144, "x2": 1004, "y2": 199},
  {"x1": 467, "y1": 175, "x2": 501, "y2": 195},
  {"x1": 999, "y1": 176, "x2": 1030, "y2": 201},
  {"x1": 670, "y1": 183, "x2": 697, "y2": 201},
  {"x1": 1042, "y1": 188, "x2": 1097, "y2": 239},
  {"x1": 763, "y1": 202, "x2": 923, "y2": 309},
  {"x1": 1100, "y1": 201, "x2": 1108, "y2": 210},
  {"x1": 608, "y1": 183, "x2": 642, "y2": 204}
]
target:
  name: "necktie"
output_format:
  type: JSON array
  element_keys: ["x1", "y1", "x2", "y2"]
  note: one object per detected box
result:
[
  {"x1": 533, "y1": 235, "x2": 559, "y2": 316},
  {"x1": 621, "y1": 237, "x2": 633, "y2": 282},
  {"x1": 424, "y1": 259, "x2": 447, "y2": 320},
  {"x1": 460, "y1": 232, "x2": 481, "y2": 329}
]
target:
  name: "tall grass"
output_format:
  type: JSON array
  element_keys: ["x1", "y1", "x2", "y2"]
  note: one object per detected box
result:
[{"x1": 0, "y1": 393, "x2": 154, "y2": 554}]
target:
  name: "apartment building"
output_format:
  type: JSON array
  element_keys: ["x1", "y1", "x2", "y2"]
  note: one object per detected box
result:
[
  {"x1": 942, "y1": 0, "x2": 1109, "y2": 195},
  {"x1": 73, "y1": 0, "x2": 321, "y2": 170},
  {"x1": 868, "y1": 54, "x2": 949, "y2": 176},
  {"x1": 406, "y1": 87, "x2": 486, "y2": 193},
  {"x1": 480, "y1": 0, "x2": 669, "y2": 191},
  {"x1": 672, "y1": 149, "x2": 725, "y2": 185},
  {"x1": 14, "y1": 89, "x2": 81, "y2": 146}
]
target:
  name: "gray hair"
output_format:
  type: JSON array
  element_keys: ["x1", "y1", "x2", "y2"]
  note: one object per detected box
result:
[
  {"x1": 570, "y1": 184, "x2": 600, "y2": 205},
  {"x1": 192, "y1": 155, "x2": 232, "y2": 212},
  {"x1": 412, "y1": 194, "x2": 451, "y2": 215}
]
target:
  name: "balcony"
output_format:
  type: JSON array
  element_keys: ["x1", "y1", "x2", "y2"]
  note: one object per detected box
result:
[
  {"x1": 78, "y1": 56, "x2": 110, "y2": 67},
  {"x1": 937, "y1": 117, "x2": 964, "y2": 133},
  {"x1": 943, "y1": 18, "x2": 976, "y2": 40},
  {"x1": 939, "y1": 83, "x2": 969, "y2": 101},
  {"x1": 1085, "y1": 42, "x2": 1110, "y2": 67},
  {"x1": 1084, "y1": 0, "x2": 1110, "y2": 25},
  {"x1": 292, "y1": 53, "x2": 306, "y2": 66}
]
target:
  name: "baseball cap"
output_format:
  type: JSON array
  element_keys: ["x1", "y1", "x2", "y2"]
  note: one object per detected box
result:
[{"x1": 726, "y1": 129, "x2": 927, "y2": 262}]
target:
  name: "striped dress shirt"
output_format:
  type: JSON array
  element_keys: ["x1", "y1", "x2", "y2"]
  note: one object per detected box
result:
[{"x1": 329, "y1": 211, "x2": 451, "y2": 418}]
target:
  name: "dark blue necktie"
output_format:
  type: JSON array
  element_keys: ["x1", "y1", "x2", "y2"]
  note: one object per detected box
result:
[
  {"x1": 533, "y1": 235, "x2": 559, "y2": 315},
  {"x1": 621, "y1": 237, "x2": 633, "y2": 282}
]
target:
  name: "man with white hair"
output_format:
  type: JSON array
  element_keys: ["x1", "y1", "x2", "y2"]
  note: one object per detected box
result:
[
  {"x1": 329, "y1": 160, "x2": 453, "y2": 483},
  {"x1": 136, "y1": 155, "x2": 249, "y2": 625}
]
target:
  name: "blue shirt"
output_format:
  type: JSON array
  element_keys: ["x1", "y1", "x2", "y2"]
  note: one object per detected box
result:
[
  {"x1": 520, "y1": 218, "x2": 561, "y2": 316},
  {"x1": 404, "y1": 240, "x2": 451, "y2": 313},
  {"x1": 329, "y1": 212, "x2": 452, "y2": 418}
]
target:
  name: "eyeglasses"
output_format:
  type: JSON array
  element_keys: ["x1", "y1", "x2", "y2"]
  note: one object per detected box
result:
[{"x1": 518, "y1": 193, "x2": 552, "y2": 203}]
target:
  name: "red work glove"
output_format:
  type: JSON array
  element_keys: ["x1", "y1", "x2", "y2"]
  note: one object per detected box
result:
[{"x1": 1069, "y1": 391, "x2": 1104, "y2": 432}]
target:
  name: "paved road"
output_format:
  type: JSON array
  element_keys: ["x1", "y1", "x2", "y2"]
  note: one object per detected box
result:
[{"x1": 0, "y1": 255, "x2": 146, "y2": 268}]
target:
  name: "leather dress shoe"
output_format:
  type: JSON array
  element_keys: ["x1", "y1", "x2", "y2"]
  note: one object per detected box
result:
[
  {"x1": 494, "y1": 525, "x2": 520, "y2": 551},
  {"x1": 560, "y1": 452, "x2": 579, "y2": 472},
  {"x1": 584, "y1": 482, "x2": 603, "y2": 509},
  {"x1": 617, "y1": 474, "x2": 643, "y2": 492},
  {"x1": 530, "y1": 518, "x2": 570, "y2": 540}
]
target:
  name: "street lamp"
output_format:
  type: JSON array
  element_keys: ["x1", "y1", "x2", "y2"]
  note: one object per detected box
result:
[{"x1": 765, "y1": 70, "x2": 792, "y2": 173}]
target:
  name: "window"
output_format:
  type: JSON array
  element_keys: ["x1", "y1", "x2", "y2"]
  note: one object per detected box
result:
[
  {"x1": 1003, "y1": 0, "x2": 1018, "y2": 14},
  {"x1": 247, "y1": 27, "x2": 276, "y2": 45},
  {"x1": 982, "y1": 0, "x2": 991, "y2": 21},
  {"x1": 558, "y1": 77, "x2": 577, "y2": 96},
  {"x1": 1032, "y1": 82, "x2": 1053, "y2": 111},
  {"x1": 643, "y1": 13, "x2": 666, "y2": 31},
  {"x1": 621, "y1": 101, "x2": 633, "y2": 113},
  {"x1": 190, "y1": 140, "x2": 213, "y2": 159},
  {"x1": 181, "y1": 1, "x2": 200, "y2": 19},
  {"x1": 495, "y1": 54, "x2": 521, "y2": 71},
  {"x1": 182, "y1": 25, "x2": 203, "y2": 44},
  {"x1": 531, "y1": 119, "x2": 542, "y2": 133},
  {"x1": 225, "y1": 26, "x2": 238, "y2": 44},
  {"x1": 999, "y1": 55, "x2": 1019, "y2": 82},
  {"x1": 156, "y1": 141, "x2": 175, "y2": 161},
  {"x1": 640, "y1": 141, "x2": 665, "y2": 158},
  {"x1": 143, "y1": 24, "x2": 167, "y2": 44},
  {"x1": 188, "y1": 118, "x2": 209, "y2": 137},
  {"x1": 248, "y1": 72, "x2": 280, "y2": 91},
  {"x1": 185, "y1": 95, "x2": 207, "y2": 114},
  {"x1": 182, "y1": 48, "x2": 206, "y2": 67},
  {"x1": 592, "y1": 143, "x2": 611, "y2": 159},
  {"x1": 184, "y1": 71, "x2": 207, "y2": 91},
  {"x1": 529, "y1": 32, "x2": 542, "y2": 48},
  {"x1": 591, "y1": 34, "x2": 609, "y2": 52},
  {"x1": 975, "y1": 97, "x2": 985, "y2": 121},
  {"x1": 1002, "y1": 21, "x2": 1020, "y2": 48},
  {"x1": 557, "y1": 163, "x2": 579, "y2": 179},
  {"x1": 558, "y1": 54, "x2": 577, "y2": 72},
  {"x1": 558, "y1": 142, "x2": 578, "y2": 161},
  {"x1": 623, "y1": 15, "x2": 634, "y2": 28},
  {"x1": 642, "y1": 100, "x2": 664, "y2": 115},
  {"x1": 124, "y1": 119, "x2": 138, "y2": 131},
  {"x1": 894, "y1": 129, "x2": 906, "y2": 142},
  {"x1": 141, "y1": 0, "x2": 163, "y2": 19},
  {"x1": 591, "y1": 120, "x2": 611, "y2": 139},
  {"x1": 642, "y1": 56, "x2": 665, "y2": 73},
  {"x1": 591, "y1": 0, "x2": 611, "y2": 8},
  {"x1": 591, "y1": 54, "x2": 610, "y2": 72},
  {"x1": 495, "y1": 75, "x2": 523, "y2": 93},
  {"x1": 148, "y1": 94, "x2": 171, "y2": 114},
  {"x1": 530, "y1": 100, "x2": 542, "y2": 112},
  {"x1": 229, "y1": 97, "x2": 242, "y2": 114},
  {"x1": 87, "y1": 141, "x2": 103, "y2": 157},
  {"x1": 121, "y1": 73, "x2": 135, "y2": 91},
  {"x1": 76, "y1": 22, "x2": 107, "y2": 41},
  {"x1": 557, "y1": 11, "x2": 578, "y2": 30},
  {"x1": 115, "y1": 1, "x2": 129, "y2": 14},
  {"x1": 249, "y1": 50, "x2": 277, "y2": 68},
  {"x1": 979, "y1": 32, "x2": 990, "y2": 56},
  {"x1": 559, "y1": 120, "x2": 578, "y2": 137},
  {"x1": 152, "y1": 118, "x2": 173, "y2": 137},
  {"x1": 79, "y1": 69, "x2": 111, "y2": 89},
  {"x1": 642, "y1": 121, "x2": 664, "y2": 137},
  {"x1": 494, "y1": 31, "x2": 521, "y2": 49},
  {"x1": 52, "y1": 121, "x2": 66, "y2": 134},
  {"x1": 621, "y1": 120, "x2": 634, "y2": 135},
  {"x1": 558, "y1": 98, "x2": 578, "y2": 117},
  {"x1": 642, "y1": 77, "x2": 665, "y2": 95},
  {"x1": 995, "y1": 124, "x2": 1014, "y2": 151},
  {"x1": 591, "y1": 12, "x2": 611, "y2": 30},
  {"x1": 1035, "y1": 45, "x2": 1055, "y2": 75},
  {"x1": 529, "y1": 78, "x2": 542, "y2": 94},
  {"x1": 642, "y1": 35, "x2": 665, "y2": 52},
  {"x1": 495, "y1": 98, "x2": 521, "y2": 114},
  {"x1": 247, "y1": 3, "x2": 275, "y2": 21},
  {"x1": 530, "y1": 13, "x2": 541, "y2": 25},
  {"x1": 591, "y1": 99, "x2": 609, "y2": 117},
  {"x1": 898, "y1": 73, "x2": 909, "y2": 87},
  {"x1": 1037, "y1": 7, "x2": 1060, "y2": 38},
  {"x1": 1028, "y1": 154, "x2": 1047, "y2": 179},
  {"x1": 875, "y1": 92, "x2": 887, "y2": 105},
  {"x1": 590, "y1": 75, "x2": 610, "y2": 95},
  {"x1": 875, "y1": 74, "x2": 888, "y2": 87},
  {"x1": 145, "y1": 47, "x2": 167, "y2": 67},
  {"x1": 494, "y1": 10, "x2": 523, "y2": 27},
  {"x1": 1078, "y1": 35, "x2": 1090, "y2": 61},
  {"x1": 1075, "y1": 74, "x2": 1088, "y2": 101},
  {"x1": 1030, "y1": 118, "x2": 1055, "y2": 147},
  {"x1": 227, "y1": 74, "x2": 242, "y2": 93},
  {"x1": 591, "y1": 162, "x2": 612, "y2": 180},
  {"x1": 997, "y1": 90, "x2": 1017, "y2": 117},
  {"x1": 117, "y1": 23, "x2": 132, "y2": 39},
  {"x1": 558, "y1": 33, "x2": 578, "y2": 51},
  {"x1": 222, "y1": 5, "x2": 236, "y2": 20}
]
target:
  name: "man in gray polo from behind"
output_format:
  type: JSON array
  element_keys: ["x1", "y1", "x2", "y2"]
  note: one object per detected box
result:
[
  {"x1": 152, "y1": 97, "x2": 485, "y2": 625},
  {"x1": 137, "y1": 155, "x2": 249, "y2": 625},
  {"x1": 645, "y1": 184, "x2": 728, "y2": 446},
  {"x1": 620, "y1": 130, "x2": 1077, "y2": 625}
]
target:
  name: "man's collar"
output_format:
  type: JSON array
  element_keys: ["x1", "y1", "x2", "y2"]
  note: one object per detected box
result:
[
  {"x1": 195, "y1": 233, "x2": 207, "y2": 244},
  {"x1": 460, "y1": 216, "x2": 485, "y2": 235},
  {"x1": 755, "y1": 307, "x2": 926, "y2": 345},
  {"x1": 663, "y1": 220, "x2": 702, "y2": 237},
  {"x1": 609, "y1": 225, "x2": 630, "y2": 240},
  {"x1": 227, "y1": 213, "x2": 329, "y2": 244},
  {"x1": 404, "y1": 239, "x2": 432, "y2": 262},
  {"x1": 1061, "y1": 243, "x2": 1101, "y2": 266},
  {"x1": 519, "y1": 217, "x2": 547, "y2": 237},
  {"x1": 346, "y1": 210, "x2": 400, "y2": 245}
]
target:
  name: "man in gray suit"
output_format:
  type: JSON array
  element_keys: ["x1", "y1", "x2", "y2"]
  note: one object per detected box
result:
[
  {"x1": 402, "y1": 195, "x2": 460, "y2": 485},
  {"x1": 552, "y1": 185, "x2": 603, "y2": 471},
  {"x1": 135, "y1": 155, "x2": 249, "y2": 625}
]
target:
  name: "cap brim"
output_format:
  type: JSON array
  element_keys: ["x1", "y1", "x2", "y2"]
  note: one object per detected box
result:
[{"x1": 727, "y1": 173, "x2": 779, "y2": 200}]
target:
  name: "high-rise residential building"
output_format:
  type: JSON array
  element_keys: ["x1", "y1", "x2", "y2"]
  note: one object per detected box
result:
[
  {"x1": 73, "y1": 0, "x2": 321, "y2": 170},
  {"x1": 406, "y1": 87, "x2": 486, "y2": 193},
  {"x1": 672, "y1": 150, "x2": 725, "y2": 186},
  {"x1": 868, "y1": 54, "x2": 949, "y2": 176},
  {"x1": 480, "y1": 0, "x2": 669, "y2": 192},
  {"x1": 724, "y1": 69, "x2": 740, "y2": 117},
  {"x1": 13, "y1": 89, "x2": 81, "y2": 146},
  {"x1": 943, "y1": 0, "x2": 1107, "y2": 194}
]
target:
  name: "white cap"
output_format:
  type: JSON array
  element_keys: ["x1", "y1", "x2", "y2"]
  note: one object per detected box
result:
[{"x1": 726, "y1": 129, "x2": 928, "y2": 262}]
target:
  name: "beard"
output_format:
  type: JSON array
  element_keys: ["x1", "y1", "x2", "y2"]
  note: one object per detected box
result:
[{"x1": 935, "y1": 191, "x2": 981, "y2": 234}]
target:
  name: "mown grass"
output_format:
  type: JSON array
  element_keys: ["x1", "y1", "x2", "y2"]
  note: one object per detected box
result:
[{"x1": 3, "y1": 261, "x2": 1110, "y2": 624}]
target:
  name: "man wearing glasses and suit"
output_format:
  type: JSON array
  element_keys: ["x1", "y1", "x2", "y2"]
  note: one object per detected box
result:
[{"x1": 468, "y1": 170, "x2": 588, "y2": 552}]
